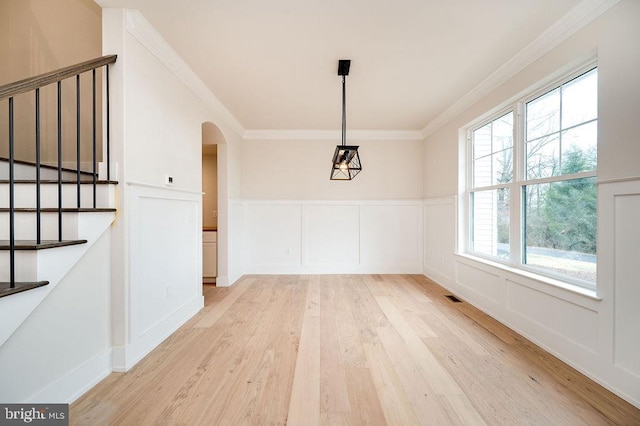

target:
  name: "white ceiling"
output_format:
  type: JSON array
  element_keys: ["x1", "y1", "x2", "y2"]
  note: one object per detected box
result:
[{"x1": 97, "y1": 0, "x2": 583, "y2": 132}]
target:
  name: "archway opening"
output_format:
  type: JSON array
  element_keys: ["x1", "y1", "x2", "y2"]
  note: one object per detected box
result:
[{"x1": 202, "y1": 122, "x2": 227, "y2": 286}]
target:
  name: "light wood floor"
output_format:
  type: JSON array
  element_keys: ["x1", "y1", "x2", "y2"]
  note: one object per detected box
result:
[{"x1": 71, "y1": 275, "x2": 640, "y2": 425}]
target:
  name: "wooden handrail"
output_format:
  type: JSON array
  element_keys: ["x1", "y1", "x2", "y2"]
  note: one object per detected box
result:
[{"x1": 0, "y1": 55, "x2": 117, "y2": 100}]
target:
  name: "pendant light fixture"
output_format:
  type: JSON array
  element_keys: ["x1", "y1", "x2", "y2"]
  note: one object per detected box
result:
[{"x1": 330, "y1": 59, "x2": 362, "y2": 180}]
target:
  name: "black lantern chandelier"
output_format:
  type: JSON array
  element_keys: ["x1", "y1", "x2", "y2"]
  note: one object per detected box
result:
[{"x1": 330, "y1": 59, "x2": 362, "y2": 180}]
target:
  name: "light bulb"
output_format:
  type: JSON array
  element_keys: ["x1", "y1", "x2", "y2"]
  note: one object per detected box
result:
[{"x1": 339, "y1": 161, "x2": 348, "y2": 171}]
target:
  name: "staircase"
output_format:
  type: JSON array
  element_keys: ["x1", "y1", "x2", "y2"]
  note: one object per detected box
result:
[{"x1": 0, "y1": 56, "x2": 117, "y2": 346}]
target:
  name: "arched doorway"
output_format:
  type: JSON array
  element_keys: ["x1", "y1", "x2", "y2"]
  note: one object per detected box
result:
[{"x1": 202, "y1": 122, "x2": 227, "y2": 286}]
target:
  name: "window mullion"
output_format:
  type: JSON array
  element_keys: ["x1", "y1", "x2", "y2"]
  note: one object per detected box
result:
[
  {"x1": 512, "y1": 102, "x2": 525, "y2": 266},
  {"x1": 465, "y1": 131, "x2": 473, "y2": 253}
]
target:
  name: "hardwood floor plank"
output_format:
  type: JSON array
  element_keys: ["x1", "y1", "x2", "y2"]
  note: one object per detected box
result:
[
  {"x1": 376, "y1": 326, "x2": 455, "y2": 425},
  {"x1": 287, "y1": 277, "x2": 321, "y2": 426},
  {"x1": 319, "y1": 276, "x2": 351, "y2": 414},
  {"x1": 252, "y1": 279, "x2": 307, "y2": 425},
  {"x1": 363, "y1": 342, "x2": 421, "y2": 425},
  {"x1": 190, "y1": 278, "x2": 285, "y2": 425},
  {"x1": 375, "y1": 295, "x2": 465, "y2": 395},
  {"x1": 344, "y1": 367, "x2": 387, "y2": 426},
  {"x1": 193, "y1": 276, "x2": 254, "y2": 328},
  {"x1": 334, "y1": 277, "x2": 368, "y2": 368},
  {"x1": 341, "y1": 275, "x2": 389, "y2": 344},
  {"x1": 70, "y1": 275, "x2": 640, "y2": 425},
  {"x1": 439, "y1": 394, "x2": 488, "y2": 426}
]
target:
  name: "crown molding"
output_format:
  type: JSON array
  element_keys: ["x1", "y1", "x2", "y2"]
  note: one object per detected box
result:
[
  {"x1": 124, "y1": 10, "x2": 246, "y2": 136},
  {"x1": 242, "y1": 129, "x2": 424, "y2": 141},
  {"x1": 421, "y1": 0, "x2": 621, "y2": 138}
]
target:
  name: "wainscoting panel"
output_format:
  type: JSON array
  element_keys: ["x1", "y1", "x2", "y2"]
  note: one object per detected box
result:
[
  {"x1": 613, "y1": 192, "x2": 640, "y2": 377},
  {"x1": 360, "y1": 203, "x2": 422, "y2": 270},
  {"x1": 506, "y1": 280, "x2": 598, "y2": 353},
  {"x1": 228, "y1": 200, "x2": 245, "y2": 285},
  {"x1": 126, "y1": 183, "x2": 203, "y2": 370},
  {"x1": 242, "y1": 200, "x2": 423, "y2": 274},
  {"x1": 305, "y1": 204, "x2": 360, "y2": 265},
  {"x1": 134, "y1": 196, "x2": 199, "y2": 334},
  {"x1": 423, "y1": 197, "x2": 456, "y2": 286},
  {"x1": 244, "y1": 203, "x2": 303, "y2": 268},
  {"x1": 455, "y1": 261, "x2": 503, "y2": 306}
]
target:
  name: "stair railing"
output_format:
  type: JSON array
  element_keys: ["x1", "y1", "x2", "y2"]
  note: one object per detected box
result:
[{"x1": 0, "y1": 55, "x2": 116, "y2": 290}]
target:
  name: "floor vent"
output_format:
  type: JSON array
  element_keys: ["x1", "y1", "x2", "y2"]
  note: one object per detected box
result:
[{"x1": 445, "y1": 294, "x2": 462, "y2": 303}]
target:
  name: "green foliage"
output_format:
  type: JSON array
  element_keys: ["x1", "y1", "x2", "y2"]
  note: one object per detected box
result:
[{"x1": 526, "y1": 147, "x2": 597, "y2": 254}]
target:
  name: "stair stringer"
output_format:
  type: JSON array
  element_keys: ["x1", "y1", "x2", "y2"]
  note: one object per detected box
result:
[{"x1": 0, "y1": 211, "x2": 115, "y2": 347}]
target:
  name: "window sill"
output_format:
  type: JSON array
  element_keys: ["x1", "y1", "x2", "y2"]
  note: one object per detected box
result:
[{"x1": 454, "y1": 252, "x2": 601, "y2": 304}]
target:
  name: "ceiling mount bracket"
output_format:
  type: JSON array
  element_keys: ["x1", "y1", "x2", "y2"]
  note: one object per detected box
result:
[{"x1": 338, "y1": 59, "x2": 351, "y2": 76}]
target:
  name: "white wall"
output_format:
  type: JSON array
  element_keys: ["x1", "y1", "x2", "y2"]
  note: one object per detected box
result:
[
  {"x1": 423, "y1": 0, "x2": 640, "y2": 408},
  {"x1": 0, "y1": 231, "x2": 112, "y2": 403},
  {"x1": 242, "y1": 137, "x2": 423, "y2": 200},
  {"x1": 102, "y1": 9, "x2": 244, "y2": 370}
]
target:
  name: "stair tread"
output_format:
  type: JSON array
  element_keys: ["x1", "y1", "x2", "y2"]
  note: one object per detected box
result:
[
  {"x1": 0, "y1": 180, "x2": 118, "y2": 184},
  {"x1": 0, "y1": 239, "x2": 87, "y2": 250},
  {"x1": 0, "y1": 207, "x2": 116, "y2": 213},
  {"x1": 0, "y1": 281, "x2": 49, "y2": 298}
]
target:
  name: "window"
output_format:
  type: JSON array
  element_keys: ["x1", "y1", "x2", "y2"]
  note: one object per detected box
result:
[
  {"x1": 467, "y1": 67, "x2": 597, "y2": 290},
  {"x1": 471, "y1": 112, "x2": 513, "y2": 259}
]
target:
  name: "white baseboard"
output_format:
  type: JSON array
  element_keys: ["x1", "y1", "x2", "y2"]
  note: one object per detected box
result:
[
  {"x1": 27, "y1": 349, "x2": 112, "y2": 404},
  {"x1": 112, "y1": 296, "x2": 204, "y2": 372},
  {"x1": 215, "y1": 275, "x2": 230, "y2": 287},
  {"x1": 243, "y1": 263, "x2": 424, "y2": 275},
  {"x1": 423, "y1": 266, "x2": 455, "y2": 290}
]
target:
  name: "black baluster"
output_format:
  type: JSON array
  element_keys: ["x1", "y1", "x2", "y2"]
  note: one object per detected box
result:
[
  {"x1": 92, "y1": 69, "x2": 97, "y2": 208},
  {"x1": 35, "y1": 89, "x2": 41, "y2": 244},
  {"x1": 9, "y1": 98, "x2": 15, "y2": 287},
  {"x1": 77, "y1": 75, "x2": 81, "y2": 208},
  {"x1": 106, "y1": 65, "x2": 111, "y2": 182},
  {"x1": 57, "y1": 81, "x2": 62, "y2": 242}
]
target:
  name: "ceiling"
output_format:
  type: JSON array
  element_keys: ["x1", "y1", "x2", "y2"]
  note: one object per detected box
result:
[{"x1": 96, "y1": 0, "x2": 582, "y2": 132}]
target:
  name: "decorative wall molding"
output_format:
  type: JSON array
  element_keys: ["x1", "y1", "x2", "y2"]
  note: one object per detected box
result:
[
  {"x1": 421, "y1": 0, "x2": 621, "y2": 138},
  {"x1": 241, "y1": 199, "x2": 424, "y2": 275},
  {"x1": 122, "y1": 182, "x2": 204, "y2": 371},
  {"x1": 123, "y1": 10, "x2": 245, "y2": 136},
  {"x1": 597, "y1": 175, "x2": 640, "y2": 185},
  {"x1": 423, "y1": 196, "x2": 457, "y2": 206},
  {"x1": 243, "y1": 129, "x2": 424, "y2": 141}
]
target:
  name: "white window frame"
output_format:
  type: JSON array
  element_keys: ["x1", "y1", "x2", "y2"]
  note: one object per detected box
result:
[{"x1": 461, "y1": 61, "x2": 598, "y2": 292}]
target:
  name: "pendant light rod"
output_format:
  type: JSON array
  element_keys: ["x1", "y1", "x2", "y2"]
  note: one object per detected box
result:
[
  {"x1": 338, "y1": 59, "x2": 350, "y2": 147},
  {"x1": 342, "y1": 74, "x2": 346, "y2": 147}
]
